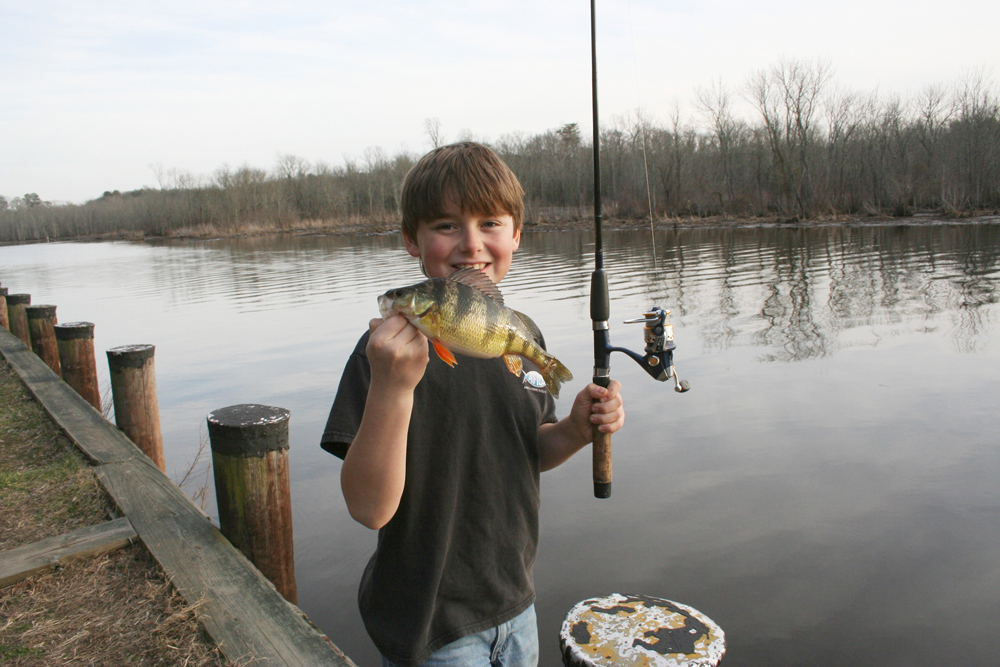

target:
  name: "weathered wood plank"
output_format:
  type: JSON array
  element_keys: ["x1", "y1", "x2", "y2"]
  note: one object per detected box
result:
[
  {"x1": 0, "y1": 328, "x2": 356, "y2": 666},
  {"x1": 95, "y1": 459, "x2": 354, "y2": 665},
  {"x1": 0, "y1": 517, "x2": 137, "y2": 587}
]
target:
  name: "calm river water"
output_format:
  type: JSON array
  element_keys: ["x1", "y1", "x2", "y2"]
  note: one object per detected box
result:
[{"x1": 2, "y1": 223, "x2": 998, "y2": 666}]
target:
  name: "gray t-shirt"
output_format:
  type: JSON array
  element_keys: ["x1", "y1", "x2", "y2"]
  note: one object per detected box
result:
[{"x1": 321, "y1": 330, "x2": 558, "y2": 666}]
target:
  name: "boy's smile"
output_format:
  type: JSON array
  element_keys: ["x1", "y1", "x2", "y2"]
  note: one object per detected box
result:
[{"x1": 403, "y1": 199, "x2": 521, "y2": 284}]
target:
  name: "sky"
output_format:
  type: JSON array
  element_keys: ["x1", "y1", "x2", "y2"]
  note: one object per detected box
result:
[{"x1": 1, "y1": 0, "x2": 998, "y2": 204}]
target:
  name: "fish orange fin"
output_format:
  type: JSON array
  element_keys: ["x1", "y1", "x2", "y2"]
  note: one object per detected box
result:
[
  {"x1": 503, "y1": 354, "x2": 523, "y2": 376},
  {"x1": 448, "y1": 268, "x2": 504, "y2": 305},
  {"x1": 432, "y1": 339, "x2": 458, "y2": 367}
]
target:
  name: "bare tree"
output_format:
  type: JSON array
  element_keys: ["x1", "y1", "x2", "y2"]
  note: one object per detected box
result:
[
  {"x1": 744, "y1": 58, "x2": 832, "y2": 215},
  {"x1": 149, "y1": 163, "x2": 168, "y2": 189},
  {"x1": 659, "y1": 102, "x2": 686, "y2": 214},
  {"x1": 695, "y1": 78, "x2": 741, "y2": 207},
  {"x1": 950, "y1": 68, "x2": 1000, "y2": 207},
  {"x1": 823, "y1": 86, "x2": 861, "y2": 211},
  {"x1": 424, "y1": 118, "x2": 445, "y2": 149},
  {"x1": 275, "y1": 154, "x2": 309, "y2": 180}
]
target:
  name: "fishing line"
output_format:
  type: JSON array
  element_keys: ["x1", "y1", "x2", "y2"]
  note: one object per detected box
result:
[{"x1": 625, "y1": 0, "x2": 657, "y2": 272}]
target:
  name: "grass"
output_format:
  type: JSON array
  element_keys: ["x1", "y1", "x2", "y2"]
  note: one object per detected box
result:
[
  {"x1": 0, "y1": 359, "x2": 108, "y2": 551},
  {"x1": 0, "y1": 545, "x2": 232, "y2": 666},
  {"x1": 0, "y1": 355, "x2": 235, "y2": 666}
]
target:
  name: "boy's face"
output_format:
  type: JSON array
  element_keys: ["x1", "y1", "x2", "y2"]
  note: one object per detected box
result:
[{"x1": 403, "y1": 198, "x2": 521, "y2": 284}]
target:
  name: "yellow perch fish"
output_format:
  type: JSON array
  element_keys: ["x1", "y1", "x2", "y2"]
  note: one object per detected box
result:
[{"x1": 378, "y1": 268, "x2": 573, "y2": 397}]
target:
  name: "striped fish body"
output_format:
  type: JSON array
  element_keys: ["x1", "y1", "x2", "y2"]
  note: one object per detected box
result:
[{"x1": 378, "y1": 268, "x2": 572, "y2": 397}]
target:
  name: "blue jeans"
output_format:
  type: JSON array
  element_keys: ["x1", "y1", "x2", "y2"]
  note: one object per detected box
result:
[{"x1": 381, "y1": 604, "x2": 538, "y2": 667}]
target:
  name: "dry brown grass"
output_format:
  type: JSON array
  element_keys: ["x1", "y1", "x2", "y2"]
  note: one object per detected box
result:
[
  {"x1": 164, "y1": 214, "x2": 401, "y2": 240},
  {"x1": 0, "y1": 356, "x2": 234, "y2": 666},
  {"x1": 0, "y1": 543, "x2": 240, "y2": 666}
]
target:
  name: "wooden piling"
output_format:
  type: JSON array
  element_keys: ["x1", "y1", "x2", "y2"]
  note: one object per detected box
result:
[
  {"x1": 6, "y1": 293, "x2": 31, "y2": 346},
  {"x1": 55, "y1": 322, "x2": 102, "y2": 410},
  {"x1": 26, "y1": 304, "x2": 61, "y2": 375},
  {"x1": 107, "y1": 344, "x2": 165, "y2": 471},
  {"x1": 0, "y1": 287, "x2": 9, "y2": 330},
  {"x1": 207, "y1": 404, "x2": 297, "y2": 604}
]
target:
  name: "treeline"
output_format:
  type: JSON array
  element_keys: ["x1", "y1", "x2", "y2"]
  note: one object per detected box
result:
[{"x1": 2, "y1": 60, "x2": 999, "y2": 243}]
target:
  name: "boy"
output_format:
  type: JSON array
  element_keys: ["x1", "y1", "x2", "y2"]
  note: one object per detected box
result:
[{"x1": 321, "y1": 142, "x2": 624, "y2": 667}]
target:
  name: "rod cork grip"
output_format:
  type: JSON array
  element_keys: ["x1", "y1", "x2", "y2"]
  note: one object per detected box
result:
[
  {"x1": 592, "y1": 374, "x2": 612, "y2": 498},
  {"x1": 593, "y1": 429, "x2": 612, "y2": 498}
]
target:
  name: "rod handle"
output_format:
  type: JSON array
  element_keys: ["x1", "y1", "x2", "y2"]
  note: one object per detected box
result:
[{"x1": 592, "y1": 375, "x2": 612, "y2": 498}]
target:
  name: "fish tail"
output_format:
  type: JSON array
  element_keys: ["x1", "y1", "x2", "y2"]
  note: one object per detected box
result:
[{"x1": 538, "y1": 354, "x2": 573, "y2": 398}]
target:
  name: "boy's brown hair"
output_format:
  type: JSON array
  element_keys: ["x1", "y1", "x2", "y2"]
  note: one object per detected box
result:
[{"x1": 400, "y1": 142, "x2": 525, "y2": 240}]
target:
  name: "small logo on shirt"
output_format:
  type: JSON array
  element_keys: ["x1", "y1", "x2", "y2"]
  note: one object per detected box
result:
[{"x1": 522, "y1": 371, "x2": 548, "y2": 393}]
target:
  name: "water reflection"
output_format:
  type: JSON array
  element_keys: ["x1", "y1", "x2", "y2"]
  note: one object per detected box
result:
[
  {"x1": 1, "y1": 223, "x2": 998, "y2": 667},
  {"x1": 580, "y1": 224, "x2": 1000, "y2": 362},
  {"x1": 119, "y1": 224, "x2": 1000, "y2": 364}
]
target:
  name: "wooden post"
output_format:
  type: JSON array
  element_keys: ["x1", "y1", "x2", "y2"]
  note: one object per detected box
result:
[
  {"x1": 107, "y1": 344, "x2": 165, "y2": 471},
  {"x1": 55, "y1": 322, "x2": 102, "y2": 411},
  {"x1": 5, "y1": 293, "x2": 31, "y2": 346},
  {"x1": 0, "y1": 287, "x2": 9, "y2": 330},
  {"x1": 560, "y1": 594, "x2": 726, "y2": 667},
  {"x1": 26, "y1": 304, "x2": 61, "y2": 375},
  {"x1": 207, "y1": 404, "x2": 297, "y2": 604}
]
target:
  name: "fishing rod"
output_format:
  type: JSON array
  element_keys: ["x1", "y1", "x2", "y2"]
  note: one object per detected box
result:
[{"x1": 589, "y1": 0, "x2": 689, "y2": 499}]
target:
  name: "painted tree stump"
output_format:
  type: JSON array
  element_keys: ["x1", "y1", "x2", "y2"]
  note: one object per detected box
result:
[
  {"x1": 26, "y1": 304, "x2": 60, "y2": 375},
  {"x1": 55, "y1": 322, "x2": 101, "y2": 410},
  {"x1": 207, "y1": 404, "x2": 297, "y2": 604},
  {"x1": 6, "y1": 293, "x2": 31, "y2": 346},
  {"x1": 107, "y1": 344, "x2": 165, "y2": 471},
  {"x1": 560, "y1": 594, "x2": 725, "y2": 667}
]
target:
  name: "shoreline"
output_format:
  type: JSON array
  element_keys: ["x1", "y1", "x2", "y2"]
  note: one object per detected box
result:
[{"x1": 3, "y1": 212, "x2": 999, "y2": 247}]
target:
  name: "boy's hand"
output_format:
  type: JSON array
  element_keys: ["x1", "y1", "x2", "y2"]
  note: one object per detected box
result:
[
  {"x1": 366, "y1": 314, "x2": 429, "y2": 392},
  {"x1": 537, "y1": 379, "x2": 624, "y2": 471},
  {"x1": 570, "y1": 380, "x2": 625, "y2": 442}
]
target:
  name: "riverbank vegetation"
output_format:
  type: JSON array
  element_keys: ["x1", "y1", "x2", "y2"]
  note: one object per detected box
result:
[{"x1": 2, "y1": 61, "x2": 998, "y2": 243}]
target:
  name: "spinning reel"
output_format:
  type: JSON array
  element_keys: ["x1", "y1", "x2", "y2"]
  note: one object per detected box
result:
[{"x1": 616, "y1": 307, "x2": 690, "y2": 393}]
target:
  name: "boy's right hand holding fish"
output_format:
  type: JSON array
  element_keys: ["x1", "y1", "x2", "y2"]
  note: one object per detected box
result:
[{"x1": 367, "y1": 312, "x2": 430, "y2": 392}]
